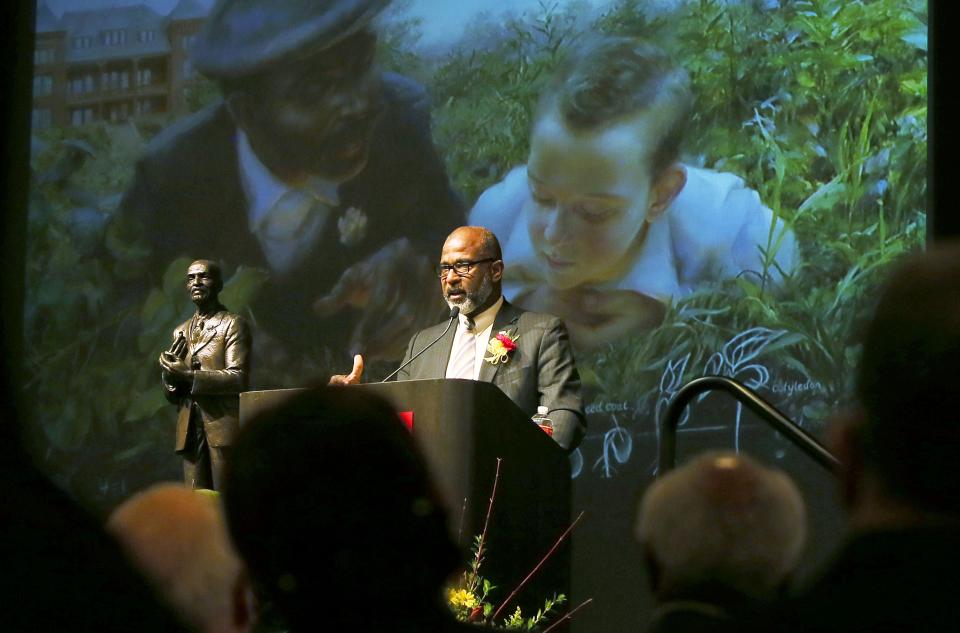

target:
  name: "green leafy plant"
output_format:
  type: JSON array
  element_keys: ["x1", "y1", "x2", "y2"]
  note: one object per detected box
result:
[{"x1": 423, "y1": 0, "x2": 925, "y2": 458}]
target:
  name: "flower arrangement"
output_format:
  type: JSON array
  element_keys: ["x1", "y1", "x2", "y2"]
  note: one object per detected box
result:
[
  {"x1": 485, "y1": 330, "x2": 519, "y2": 365},
  {"x1": 445, "y1": 459, "x2": 592, "y2": 630},
  {"x1": 447, "y1": 540, "x2": 568, "y2": 629}
]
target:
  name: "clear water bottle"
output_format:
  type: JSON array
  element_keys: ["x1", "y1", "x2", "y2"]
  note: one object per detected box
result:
[{"x1": 532, "y1": 405, "x2": 554, "y2": 437}]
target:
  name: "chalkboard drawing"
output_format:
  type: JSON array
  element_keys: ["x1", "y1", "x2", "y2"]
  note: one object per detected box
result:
[
  {"x1": 703, "y1": 327, "x2": 786, "y2": 451},
  {"x1": 593, "y1": 413, "x2": 632, "y2": 479},
  {"x1": 569, "y1": 447, "x2": 583, "y2": 480},
  {"x1": 648, "y1": 353, "x2": 692, "y2": 475}
]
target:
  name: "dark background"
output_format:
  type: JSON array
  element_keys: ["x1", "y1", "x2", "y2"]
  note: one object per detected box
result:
[{"x1": 3, "y1": 2, "x2": 954, "y2": 633}]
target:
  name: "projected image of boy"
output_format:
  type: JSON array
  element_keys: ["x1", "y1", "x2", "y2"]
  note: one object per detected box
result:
[{"x1": 469, "y1": 37, "x2": 798, "y2": 350}]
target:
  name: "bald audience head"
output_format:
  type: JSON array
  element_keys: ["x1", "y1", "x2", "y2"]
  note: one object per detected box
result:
[
  {"x1": 108, "y1": 483, "x2": 252, "y2": 633},
  {"x1": 637, "y1": 451, "x2": 806, "y2": 604}
]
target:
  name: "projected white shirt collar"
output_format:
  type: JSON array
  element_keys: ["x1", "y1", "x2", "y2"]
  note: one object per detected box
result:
[
  {"x1": 236, "y1": 130, "x2": 340, "y2": 274},
  {"x1": 474, "y1": 165, "x2": 798, "y2": 303}
]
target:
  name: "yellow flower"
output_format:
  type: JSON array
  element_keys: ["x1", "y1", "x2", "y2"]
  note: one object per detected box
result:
[
  {"x1": 448, "y1": 588, "x2": 479, "y2": 610},
  {"x1": 485, "y1": 329, "x2": 519, "y2": 365}
]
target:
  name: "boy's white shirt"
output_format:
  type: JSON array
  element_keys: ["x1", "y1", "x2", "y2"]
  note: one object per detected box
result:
[{"x1": 469, "y1": 165, "x2": 798, "y2": 302}]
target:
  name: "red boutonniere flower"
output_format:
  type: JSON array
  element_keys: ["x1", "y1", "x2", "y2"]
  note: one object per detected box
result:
[{"x1": 485, "y1": 330, "x2": 519, "y2": 365}]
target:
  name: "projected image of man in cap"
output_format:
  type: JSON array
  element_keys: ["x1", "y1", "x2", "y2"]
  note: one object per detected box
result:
[
  {"x1": 194, "y1": 0, "x2": 389, "y2": 185},
  {"x1": 117, "y1": 0, "x2": 464, "y2": 376}
]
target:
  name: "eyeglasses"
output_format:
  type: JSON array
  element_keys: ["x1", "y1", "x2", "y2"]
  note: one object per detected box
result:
[{"x1": 436, "y1": 258, "x2": 496, "y2": 278}]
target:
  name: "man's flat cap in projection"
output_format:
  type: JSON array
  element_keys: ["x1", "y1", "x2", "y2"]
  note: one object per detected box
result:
[{"x1": 192, "y1": 0, "x2": 390, "y2": 78}]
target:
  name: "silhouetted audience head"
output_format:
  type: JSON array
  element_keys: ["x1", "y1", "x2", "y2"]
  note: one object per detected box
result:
[
  {"x1": 637, "y1": 451, "x2": 806, "y2": 611},
  {"x1": 108, "y1": 483, "x2": 253, "y2": 633},
  {"x1": 837, "y1": 242, "x2": 960, "y2": 523},
  {"x1": 1, "y1": 449, "x2": 192, "y2": 633},
  {"x1": 724, "y1": 249, "x2": 960, "y2": 633},
  {"x1": 222, "y1": 387, "x2": 460, "y2": 631}
]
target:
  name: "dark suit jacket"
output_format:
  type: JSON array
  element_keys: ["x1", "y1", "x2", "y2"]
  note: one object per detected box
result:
[
  {"x1": 735, "y1": 527, "x2": 960, "y2": 633},
  {"x1": 119, "y1": 72, "x2": 463, "y2": 374},
  {"x1": 163, "y1": 309, "x2": 251, "y2": 450},
  {"x1": 396, "y1": 300, "x2": 585, "y2": 450}
]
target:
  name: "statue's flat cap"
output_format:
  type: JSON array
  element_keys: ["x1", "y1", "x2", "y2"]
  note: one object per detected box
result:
[{"x1": 193, "y1": 0, "x2": 390, "y2": 78}]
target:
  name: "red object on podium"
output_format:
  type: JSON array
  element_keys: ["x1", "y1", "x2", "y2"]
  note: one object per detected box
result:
[{"x1": 399, "y1": 410, "x2": 414, "y2": 431}]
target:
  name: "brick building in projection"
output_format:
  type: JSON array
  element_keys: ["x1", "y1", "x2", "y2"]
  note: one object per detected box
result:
[{"x1": 31, "y1": 0, "x2": 209, "y2": 130}]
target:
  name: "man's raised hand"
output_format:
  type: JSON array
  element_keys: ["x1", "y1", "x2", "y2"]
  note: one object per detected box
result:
[{"x1": 328, "y1": 354, "x2": 365, "y2": 386}]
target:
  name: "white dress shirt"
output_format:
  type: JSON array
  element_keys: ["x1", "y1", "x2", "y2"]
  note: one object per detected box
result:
[
  {"x1": 445, "y1": 296, "x2": 504, "y2": 380},
  {"x1": 469, "y1": 165, "x2": 798, "y2": 302},
  {"x1": 236, "y1": 130, "x2": 340, "y2": 275}
]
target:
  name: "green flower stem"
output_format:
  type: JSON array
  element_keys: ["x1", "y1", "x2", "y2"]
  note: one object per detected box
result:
[{"x1": 541, "y1": 598, "x2": 594, "y2": 633}]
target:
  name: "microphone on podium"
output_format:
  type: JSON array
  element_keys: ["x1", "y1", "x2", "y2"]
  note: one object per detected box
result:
[{"x1": 381, "y1": 307, "x2": 460, "y2": 383}]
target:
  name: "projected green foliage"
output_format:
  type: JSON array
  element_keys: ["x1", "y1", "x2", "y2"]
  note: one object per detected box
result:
[
  {"x1": 419, "y1": 0, "x2": 926, "y2": 439},
  {"x1": 26, "y1": 0, "x2": 926, "y2": 506}
]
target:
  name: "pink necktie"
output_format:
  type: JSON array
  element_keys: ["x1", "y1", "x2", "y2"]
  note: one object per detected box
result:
[{"x1": 447, "y1": 319, "x2": 477, "y2": 379}]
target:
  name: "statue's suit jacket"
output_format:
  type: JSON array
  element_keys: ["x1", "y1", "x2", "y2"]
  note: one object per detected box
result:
[
  {"x1": 396, "y1": 301, "x2": 585, "y2": 450},
  {"x1": 163, "y1": 310, "x2": 251, "y2": 451}
]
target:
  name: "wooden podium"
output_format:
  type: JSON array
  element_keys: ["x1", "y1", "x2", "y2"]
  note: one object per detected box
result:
[{"x1": 240, "y1": 379, "x2": 572, "y2": 612}]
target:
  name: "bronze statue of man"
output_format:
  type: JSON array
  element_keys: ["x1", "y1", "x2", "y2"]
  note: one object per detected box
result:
[{"x1": 159, "y1": 260, "x2": 251, "y2": 490}]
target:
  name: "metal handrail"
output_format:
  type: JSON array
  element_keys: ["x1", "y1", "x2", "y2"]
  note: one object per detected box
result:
[{"x1": 659, "y1": 376, "x2": 840, "y2": 475}]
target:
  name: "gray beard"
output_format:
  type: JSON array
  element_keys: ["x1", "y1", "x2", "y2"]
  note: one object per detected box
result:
[{"x1": 445, "y1": 274, "x2": 493, "y2": 316}]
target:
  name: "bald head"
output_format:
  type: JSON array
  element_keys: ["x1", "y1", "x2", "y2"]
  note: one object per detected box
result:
[
  {"x1": 108, "y1": 484, "x2": 251, "y2": 633},
  {"x1": 443, "y1": 226, "x2": 503, "y2": 261},
  {"x1": 637, "y1": 451, "x2": 806, "y2": 603}
]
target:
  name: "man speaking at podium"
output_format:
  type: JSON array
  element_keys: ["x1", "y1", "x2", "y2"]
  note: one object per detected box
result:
[{"x1": 331, "y1": 226, "x2": 585, "y2": 450}]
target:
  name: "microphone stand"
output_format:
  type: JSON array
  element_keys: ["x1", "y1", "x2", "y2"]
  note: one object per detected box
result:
[{"x1": 381, "y1": 307, "x2": 460, "y2": 383}]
